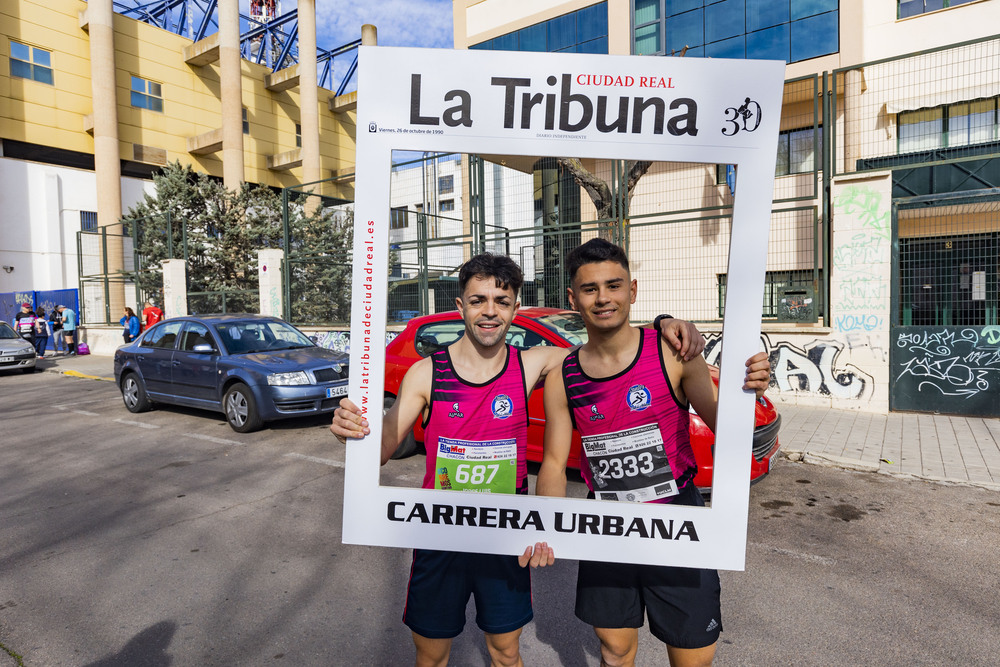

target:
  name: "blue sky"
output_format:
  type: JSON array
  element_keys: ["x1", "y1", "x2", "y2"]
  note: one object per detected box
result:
[{"x1": 310, "y1": 0, "x2": 455, "y2": 50}]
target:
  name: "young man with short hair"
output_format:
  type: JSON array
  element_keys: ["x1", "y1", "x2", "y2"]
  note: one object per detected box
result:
[
  {"x1": 331, "y1": 252, "x2": 707, "y2": 667},
  {"x1": 537, "y1": 238, "x2": 771, "y2": 667}
]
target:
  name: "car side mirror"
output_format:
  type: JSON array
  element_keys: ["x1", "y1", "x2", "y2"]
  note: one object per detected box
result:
[
  {"x1": 309, "y1": 335, "x2": 318, "y2": 343},
  {"x1": 192, "y1": 344, "x2": 215, "y2": 354}
]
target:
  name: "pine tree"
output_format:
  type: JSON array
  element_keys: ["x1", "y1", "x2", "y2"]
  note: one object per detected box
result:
[{"x1": 122, "y1": 162, "x2": 356, "y2": 321}]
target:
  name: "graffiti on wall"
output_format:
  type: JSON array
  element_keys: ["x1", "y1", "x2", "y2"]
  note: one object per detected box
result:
[
  {"x1": 893, "y1": 326, "x2": 1000, "y2": 399},
  {"x1": 831, "y1": 183, "x2": 890, "y2": 335},
  {"x1": 312, "y1": 330, "x2": 398, "y2": 353},
  {"x1": 705, "y1": 332, "x2": 874, "y2": 402}
]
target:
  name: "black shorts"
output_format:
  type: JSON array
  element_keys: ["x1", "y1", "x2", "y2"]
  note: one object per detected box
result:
[
  {"x1": 575, "y1": 483, "x2": 722, "y2": 649},
  {"x1": 403, "y1": 549, "x2": 532, "y2": 639}
]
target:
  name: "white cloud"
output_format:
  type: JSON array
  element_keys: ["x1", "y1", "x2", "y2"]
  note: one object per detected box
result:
[{"x1": 311, "y1": 0, "x2": 454, "y2": 50}]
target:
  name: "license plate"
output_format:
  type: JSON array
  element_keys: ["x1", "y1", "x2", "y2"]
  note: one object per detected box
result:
[
  {"x1": 0, "y1": 356, "x2": 13, "y2": 363},
  {"x1": 326, "y1": 385, "x2": 348, "y2": 398}
]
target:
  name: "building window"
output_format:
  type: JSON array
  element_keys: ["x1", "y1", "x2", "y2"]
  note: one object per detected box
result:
[
  {"x1": 440, "y1": 199, "x2": 455, "y2": 213},
  {"x1": 718, "y1": 269, "x2": 823, "y2": 318},
  {"x1": 295, "y1": 123, "x2": 302, "y2": 148},
  {"x1": 776, "y1": 126, "x2": 821, "y2": 175},
  {"x1": 898, "y1": 0, "x2": 977, "y2": 19},
  {"x1": 131, "y1": 76, "x2": 163, "y2": 112},
  {"x1": 898, "y1": 98, "x2": 999, "y2": 153},
  {"x1": 390, "y1": 206, "x2": 408, "y2": 229},
  {"x1": 634, "y1": 0, "x2": 839, "y2": 64},
  {"x1": 80, "y1": 211, "x2": 98, "y2": 232},
  {"x1": 438, "y1": 175, "x2": 454, "y2": 195},
  {"x1": 470, "y1": 2, "x2": 608, "y2": 54},
  {"x1": 10, "y1": 41, "x2": 53, "y2": 85},
  {"x1": 242, "y1": 108, "x2": 249, "y2": 134}
]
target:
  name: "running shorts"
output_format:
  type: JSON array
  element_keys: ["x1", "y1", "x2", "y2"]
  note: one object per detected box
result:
[
  {"x1": 575, "y1": 483, "x2": 722, "y2": 649},
  {"x1": 403, "y1": 549, "x2": 532, "y2": 639}
]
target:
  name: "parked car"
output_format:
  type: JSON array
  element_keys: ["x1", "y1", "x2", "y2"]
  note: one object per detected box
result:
[
  {"x1": 114, "y1": 314, "x2": 349, "y2": 433},
  {"x1": 0, "y1": 321, "x2": 37, "y2": 374},
  {"x1": 384, "y1": 308, "x2": 781, "y2": 490}
]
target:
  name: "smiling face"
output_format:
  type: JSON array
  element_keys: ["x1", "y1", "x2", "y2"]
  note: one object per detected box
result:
[
  {"x1": 456, "y1": 275, "x2": 519, "y2": 349},
  {"x1": 567, "y1": 260, "x2": 637, "y2": 334}
]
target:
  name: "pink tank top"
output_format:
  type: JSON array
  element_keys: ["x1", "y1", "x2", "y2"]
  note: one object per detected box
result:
[
  {"x1": 562, "y1": 328, "x2": 695, "y2": 503},
  {"x1": 421, "y1": 345, "x2": 528, "y2": 494}
]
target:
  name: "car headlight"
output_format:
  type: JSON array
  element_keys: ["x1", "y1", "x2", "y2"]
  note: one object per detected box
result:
[{"x1": 267, "y1": 371, "x2": 311, "y2": 386}]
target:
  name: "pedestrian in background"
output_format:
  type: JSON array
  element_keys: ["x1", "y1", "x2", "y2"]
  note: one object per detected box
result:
[
  {"x1": 33, "y1": 307, "x2": 48, "y2": 358},
  {"x1": 49, "y1": 307, "x2": 64, "y2": 355},
  {"x1": 142, "y1": 300, "x2": 164, "y2": 329},
  {"x1": 120, "y1": 307, "x2": 141, "y2": 344},
  {"x1": 58, "y1": 305, "x2": 77, "y2": 356},
  {"x1": 14, "y1": 303, "x2": 37, "y2": 346}
]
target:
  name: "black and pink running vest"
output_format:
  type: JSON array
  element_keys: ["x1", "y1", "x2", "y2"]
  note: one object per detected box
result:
[{"x1": 562, "y1": 328, "x2": 696, "y2": 503}]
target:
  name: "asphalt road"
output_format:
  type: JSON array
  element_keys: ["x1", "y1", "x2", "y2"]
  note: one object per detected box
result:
[{"x1": 1, "y1": 371, "x2": 999, "y2": 666}]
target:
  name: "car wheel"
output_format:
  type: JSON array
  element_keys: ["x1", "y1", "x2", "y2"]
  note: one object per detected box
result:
[
  {"x1": 224, "y1": 383, "x2": 263, "y2": 433},
  {"x1": 121, "y1": 372, "x2": 152, "y2": 412},
  {"x1": 385, "y1": 394, "x2": 418, "y2": 459}
]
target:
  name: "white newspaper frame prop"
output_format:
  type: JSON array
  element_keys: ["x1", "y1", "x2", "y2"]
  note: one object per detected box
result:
[{"x1": 344, "y1": 46, "x2": 785, "y2": 570}]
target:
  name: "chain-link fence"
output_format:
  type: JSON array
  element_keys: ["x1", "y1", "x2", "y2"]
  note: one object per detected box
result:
[
  {"x1": 77, "y1": 224, "x2": 138, "y2": 325},
  {"x1": 834, "y1": 34, "x2": 1000, "y2": 180}
]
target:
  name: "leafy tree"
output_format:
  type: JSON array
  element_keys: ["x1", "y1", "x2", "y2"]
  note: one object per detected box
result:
[{"x1": 123, "y1": 161, "x2": 355, "y2": 322}]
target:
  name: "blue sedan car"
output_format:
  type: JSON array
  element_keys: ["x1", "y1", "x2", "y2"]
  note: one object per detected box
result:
[{"x1": 114, "y1": 314, "x2": 349, "y2": 433}]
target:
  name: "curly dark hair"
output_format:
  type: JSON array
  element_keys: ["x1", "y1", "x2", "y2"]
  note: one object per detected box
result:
[
  {"x1": 566, "y1": 238, "x2": 630, "y2": 281},
  {"x1": 458, "y1": 253, "x2": 524, "y2": 298}
]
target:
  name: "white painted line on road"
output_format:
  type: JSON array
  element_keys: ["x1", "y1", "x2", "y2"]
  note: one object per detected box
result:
[
  {"x1": 284, "y1": 453, "x2": 345, "y2": 469},
  {"x1": 71, "y1": 409, "x2": 100, "y2": 417},
  {"x1": 184, "y1": 433, "x2": 244, "y2": 446},
  {"x1": 114, "y1": 418, "x2": 161, "y2": 430},
  {"x1": 58, "y1": 397, "x2": 118, "y2": 408},
  {"x1": 749, "y1": 542, "x2": 836, "y2": 566}
]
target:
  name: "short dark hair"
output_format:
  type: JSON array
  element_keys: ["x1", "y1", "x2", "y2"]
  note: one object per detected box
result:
[
  {"x1": 566, "y1": 238, "x2": 630, "y2": 281},
  {"x1": 458, "y1": 253, "x2": 524, "y2": 298}
]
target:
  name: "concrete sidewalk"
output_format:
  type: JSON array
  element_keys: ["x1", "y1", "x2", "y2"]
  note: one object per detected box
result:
[{"x1": 35, "y1": 353, "x2": 1000, "y2": 493}]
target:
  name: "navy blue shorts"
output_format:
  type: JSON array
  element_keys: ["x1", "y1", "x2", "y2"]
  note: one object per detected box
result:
[
  {"x1": 575, "y1": 483, "x2": 722, "y2": 649},
  {"x1": 403, "y1": 549, "x2": 533, "y2": 639}
]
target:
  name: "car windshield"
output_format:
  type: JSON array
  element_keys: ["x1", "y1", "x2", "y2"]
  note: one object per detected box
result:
[
  {"x1": 534, "y1": 313, "x2": 589, "y2": 346},
  {"x1": 0, "y1": 322, "x2": 19, "y2": 339},
  {"x1": 214, "y1": 320, "x2": 314, "y2": 354}
]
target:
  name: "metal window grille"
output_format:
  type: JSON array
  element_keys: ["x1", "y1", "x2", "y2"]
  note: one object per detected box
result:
[
  {"x1": 896, "y1": 193, "x2": 999, "y2": 326},
  {"x1": 80, "y1": 211, "x2": 98, "y2": 232}
]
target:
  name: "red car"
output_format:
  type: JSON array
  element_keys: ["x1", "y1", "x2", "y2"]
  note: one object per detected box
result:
[{"x1": 384, "y1": 308, "x2": 781, "y2": 491}]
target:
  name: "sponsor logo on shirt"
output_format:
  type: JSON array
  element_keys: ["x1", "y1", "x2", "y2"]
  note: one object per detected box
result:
[
  {"x1": 589, "y1": 404, "x2": 606, "y2": 421},
  {"x1": 626, "y1": 384, "x2": 652, "y2": 411},
  {"x1": 449, "y1": 402, "x2": 464, "y2": 418},
  {"x1": 491, "y1": 394, "x2": 512, "y2": 419}
]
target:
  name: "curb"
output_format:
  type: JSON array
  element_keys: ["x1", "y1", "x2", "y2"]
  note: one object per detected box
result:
[
  {"x1": 62, "y1": 369, "x2": 115, "y2": 382},
  {"x1": 40, "y1": 366, "x2": 115, "y2": 382},
  {"x1": 781, "y1": 450, "x2": 1000, "y2": 493}
]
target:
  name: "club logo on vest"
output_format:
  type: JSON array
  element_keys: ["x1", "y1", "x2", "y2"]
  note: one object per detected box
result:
[
  {"x1": 492, "y1": 394, "x2": 512, "y2": 419},
  {"x1": 626, "y1": 384, "x2": 651, "y2": 411},
  {"x1": 589, "y1": 404, "x2": 605, "y2": 421},
  {"x1": 449, "y1": 402, "x2": 464, "y2": 418}
]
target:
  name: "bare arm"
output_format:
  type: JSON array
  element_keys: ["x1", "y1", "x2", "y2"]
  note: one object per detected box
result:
[
  {"x1": 329, "y1": 358, "x2": 431, "y2": 465},
  {"x1": 642, "y1": 317, "x2": 706, "y2": 361},
  {"x1": 678, "y1": 351, "x2": 773, "y2": 435},
  {"x1": 537, "y1": 369, "x2": 573, "y2": 498}
]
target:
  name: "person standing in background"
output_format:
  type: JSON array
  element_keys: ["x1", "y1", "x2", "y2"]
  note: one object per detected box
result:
[
  {"x1": 142, "y1": 301, "x2": 164, "y2": 329},
  {"x1": 49, "y1": 308, "x2": 64, "y2": 355},
  {"x1": 14, "y1": 303, "x2": 37, "y2": 347},
  {"x1": 33, "y1": 307, "x2": 48, "y2": 358},
  {"x1": 58, "y1": 305, "x2": 78, "y2": 356},
  {"x1": 120, "y1": 307, "x2": 141, "y2": 343}
]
